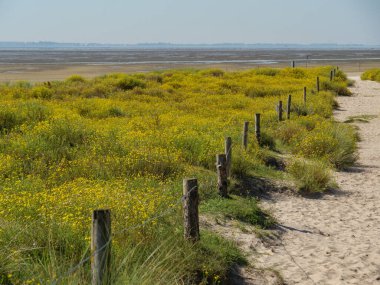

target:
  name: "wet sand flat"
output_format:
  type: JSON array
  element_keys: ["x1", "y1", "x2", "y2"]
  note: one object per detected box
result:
[{"x1": 1, "y1": 48, "x2": 379, "y2": 82}]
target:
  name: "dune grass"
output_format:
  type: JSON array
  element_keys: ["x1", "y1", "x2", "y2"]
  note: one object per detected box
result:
[
  {"x1": 361, "y1": 68, "x2": 380, "y2": 82},
  {"x1": 0, "y1": 66, "x2": 357, "y2": 283}
]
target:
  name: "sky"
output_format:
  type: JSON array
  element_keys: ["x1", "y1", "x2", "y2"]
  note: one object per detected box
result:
[{"x1": 0, "y1": 0, "x2": 379, "y2": 45}]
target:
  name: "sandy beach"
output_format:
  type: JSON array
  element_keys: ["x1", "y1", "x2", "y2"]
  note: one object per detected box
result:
[{"x1": 249, "y1": 75, "x2": 380, "y2": 284}]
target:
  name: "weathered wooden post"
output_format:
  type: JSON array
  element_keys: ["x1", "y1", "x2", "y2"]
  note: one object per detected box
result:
[
  {"x1": 255, "y1": 113, "x2": 261, "y2": 144},
  {"x1": 225, "y1": 137, "x2": 232, "y2": 178},
  {"x1": 242, "y1": 121, "x2": 249, "y2": 150},
  {"x1": 287, "y1": 95, "x2": 291, "y2": 119},
  {"x1": 316, "y1": 76, "x2": 320, "y2": 93},
  {"x1": 333, "y1": 68, "x2": 336, "y2": 77},
  {"x1": 92, "y1": 209, "x2": 111, "y2": 285},
  {"x1": 303, "y1": 87, "x2": 307, "y2": 104},
  {"x1": 216, "y1": 154, "x2": 228, "y2": 198},
  {"x1": 291, "y1": 60, "x2": 295, "y2": 68},
  {"x1": 278, "y1": 100, "x2": 283, "y2": 121},
  {"x1": 330, "y1": 70, "x2": 333, "y2": 81},
  {"x1": 183, "y1": 178, "x2": 200, "y2": 242}
]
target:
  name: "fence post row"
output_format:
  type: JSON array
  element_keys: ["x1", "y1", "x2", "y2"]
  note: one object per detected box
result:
[
  {"x1": 316, "y1": 76, "x2": 320, "y2": 93},
  {"x1": 242, "y1": 121, "x2": 249, "y2": 149},
  {"x1": 225, "y1": 137, "x2": 232, "y2": 178},
  {"x1": 216, "y1": 154, "x2": 228, "y2": 198},
  {"x1": 92, "y1": 209, "x2": 111, "y2": 285},
  {"x1": 88, "y1": 66, "x2": 346, "y2": 284},
  {"x1": 303, "y1": 87, "x2": 307, "y2": 104},
  {"x1": 278, "y1": 100, "x2": 283, "y2": 121},
  {"x1": 183, "y1": 178, "x2": 200, "y2": 242}
]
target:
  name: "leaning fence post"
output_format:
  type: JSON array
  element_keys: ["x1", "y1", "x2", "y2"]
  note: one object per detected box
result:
[
  {"x1": 242, "y1": 121, "x2": 249, "y2": 150},
  {"x1": 92, "y1": 209, "x2": 111, "y2": 285},
  {"x1": 303, "y1": 87, "x2": 307, "y2": 104},
  {"x1": 216, "y1": 154, "x2": 228, "y2": 198},
  {"x1": 278, "y1": 100, "x2": 283, "y2": 121},
  {"x1": 255, "y1": 113, "x2": 261, "y2": 144},
  {"x1": 330, "y1": 70, "x2": 333, "y2": 81},
  {"x1": 316, "y1": 76, "x2": 320, "y2": 93},
  {"x1": 225, "y1": 137, "x2": 232, "y2": 178},
  {"x1": 287, "y1": 95, "x2": 291, "y2": 119},
  {"x1": 183, "y1": 178, "x2": 200, "y2": 242}
]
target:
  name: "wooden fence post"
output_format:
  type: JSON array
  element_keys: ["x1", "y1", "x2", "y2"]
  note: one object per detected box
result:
[
  {"x1": 255, "y1": 113, "x2": 261, "y2": 144},
  {"x1": 303, "y1": 87, "x2": 307, "y2": 104},
  {"x1": 242, "y1": 121, "x2": 249, "y2": 150},
  {"x1": 216, "y1": 154, "x2": 228, "y2": 198},
  {"x1": 316, "y1": 76, "x2": 320, "y2": 93},
  {"x1": 291, "y1": 60, "x2": 295, "y2": 68},
  {"x1": 225, "y1": 137, "x2": 232, "y2": 178},
  {"x1": 278, "y1": 100, "x2": 283, "y2": 121},
  {"x1": 330, "y1": 70, "x2": 333, "y2": 81},
  {"x1": 183, "y1": 178, "x2": 200, "y2": 242},
  {"x1": 287, "y1": 95, "x2": 291, "y2": 119},
  {"x1": 92, "y1": 209, "x2": 111, "y2": 285}
]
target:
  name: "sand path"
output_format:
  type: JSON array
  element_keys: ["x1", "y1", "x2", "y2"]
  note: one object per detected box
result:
[{"x1": 251, "y1": 76, "x2": 380, "y2": 284}]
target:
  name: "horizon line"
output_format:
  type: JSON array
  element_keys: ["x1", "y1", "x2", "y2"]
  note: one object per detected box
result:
[{"x1": 1, "y1": 41, "x2": 380, "y2": 47}]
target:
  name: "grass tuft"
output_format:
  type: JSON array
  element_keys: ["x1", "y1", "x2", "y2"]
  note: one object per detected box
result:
[
  {"x1": 287, "y1": 158, "x2": 335, "y2": 194},
  {"x1": 201, "y1": 195, "x2": 275, "y2": 229}
]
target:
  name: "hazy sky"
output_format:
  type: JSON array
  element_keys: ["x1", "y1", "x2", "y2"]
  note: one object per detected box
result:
[{"x1": 1, "y1": 0, "x2": 379, "y2": 44}]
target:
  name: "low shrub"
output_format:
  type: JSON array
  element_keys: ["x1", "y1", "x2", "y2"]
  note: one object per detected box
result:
[
  {"x1": 334, "y1": 70, "x2": 348, "y2": 81},
  {"x1": 296, "y1": 121, "x2": 357, "y2": 169},
  {"x1": 108, "y1": 106, "x2": 125, "y2": 117},
  {"x1": 0, "y1": 107, "x2": 19, "y2": 133},
  {"x1": 321, "y1": 80, "x2": 352, "y2": 96},
  {"x1": 31, "y1": 86, "x2": 53, "y2": 99},
  {"x1": 288, "y1": 158, "x2": 334, "y2": 193},
  {"x1": 279, "y1": 67, "x2": 307, "y2": 79},
  {"x1": 277, "y1": 120, "x2": 307, "y2": 144},
  {"x1": 291, "y1": 102, "x2": 309, "y2": 116},
  {"x1": 361, "y1": 68, "x2": 380, "y2": 82},
  {"x1": 117, "y1": 77, "x2": 146, "y2": 90},
  {"x1": 66, "y1": 74, "x2": 86, "y2": 83}
]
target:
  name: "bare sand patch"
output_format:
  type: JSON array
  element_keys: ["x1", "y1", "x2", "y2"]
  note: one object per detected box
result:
[{"x1": 251, "y1": 76, "x2": 380, "y2": 284}]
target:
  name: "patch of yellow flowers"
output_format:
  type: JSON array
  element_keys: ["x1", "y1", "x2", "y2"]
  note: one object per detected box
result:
[{"x1": 0, "y1": 67, "x2": 342, "y2": 253}]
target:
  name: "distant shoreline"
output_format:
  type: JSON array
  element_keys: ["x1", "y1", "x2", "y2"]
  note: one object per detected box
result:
[
  {"x1": 0, "y1": 48, "x2": 379, "y2": 82},
  {"x1": 1, "y1": 42, "x2": 380, "y2": 50}
]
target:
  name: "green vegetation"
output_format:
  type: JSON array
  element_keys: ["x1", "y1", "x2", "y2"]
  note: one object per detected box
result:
[
  {"x1": 288, "y1": 159, "x2": 335, "y2": 194},
  {"x1": 201, "y1": 196, "x2": 275, "y2": 228},
  {"x1": 361, "y1": 68, "x2": 380, "y2": 82},
  {"x1": 0, "y1": 66, "x2": 357, "y2": 284},
  {"x1": 344, "y1": 114, "x2": 378, "y2": 123}
]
